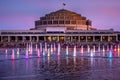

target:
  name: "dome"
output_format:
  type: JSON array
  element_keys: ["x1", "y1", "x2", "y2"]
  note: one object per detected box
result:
[{"x1": 35, "y1": 9, "x2": 92, "y2": 30}]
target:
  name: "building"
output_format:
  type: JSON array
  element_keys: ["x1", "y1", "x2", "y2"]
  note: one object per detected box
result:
[{"x1": 0, "y1": 9, "x2": 120, "y2": 43}]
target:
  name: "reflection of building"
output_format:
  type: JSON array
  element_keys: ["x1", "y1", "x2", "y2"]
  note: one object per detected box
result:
[{"x1": 0, "y1": 9, "x2": 120, "y2": 43}]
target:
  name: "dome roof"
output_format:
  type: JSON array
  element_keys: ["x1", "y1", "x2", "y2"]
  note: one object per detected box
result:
[
  {"x1": 40, "y1": 9, "x2": 86, "y2": 21},
  {"x1": 35, "y1": 9, "x2": 92, "y2": 30}
]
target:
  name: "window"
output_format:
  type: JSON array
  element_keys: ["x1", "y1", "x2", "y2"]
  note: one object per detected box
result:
[
  {"x1": 43, "y1": 21, "x2": 47, "y2": 25},
  {"x1": 53, "y1": 21, "x2": 58, "y2": 24},
  {"x1": 71, "y1": 21, "x2": 76, "y2": 24},
  {"x1": 59, "y1": 21, "x2": 64, "y2": 24},
  {"x1": 65, "y1": 21, "x2": 70, "y2": 24},
  {"x1": 48, "y1": 21, "x2": 52, "y2": 24}
]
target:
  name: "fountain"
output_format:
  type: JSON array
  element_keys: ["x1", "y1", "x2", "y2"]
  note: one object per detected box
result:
[
  {"x1": 87, "y1": 45, "x2": 90, "y2": 53},
  {"x1": 30, "y1": 43, "x2": 33, "y2": 55},
  {"x1": 109, "y1": 50, "x2": 113, "y2": 58},
  {"x1": 73, "y1": 45, "x2": 76, "y2": 57},
  {"x1": 40, "y1": 43, "x2": 42, "y2": 53},
  {"x1": 47, "y1": 48, "x2": 50, "y2": 57},
  {"x1": 93, "y1": 45, "x2": 96, "y2": 53},
  {"x1": 66, "y1": 46, "x2": 69, "y2": 56},
  {"x1": 102, "y1": 45, "x2": 105, "y2": 53},
  {"x1": 45, "y1": 42, "x2": 47, "y2": 52},
  {"x1": 37, "y1": 49, "x2": 40, "y2": 58},
  {"x1": 118, "y1": 45, "x2": 120, "y2": 52},
  {"x1": 90, "y1": 49, "x2": 94, "y2": 57},
  {"x1": 114, "y1": 46, "x2": 117, "y2": 52},
  {"x1": 26, "y1": 48, "x2": 29, "y2": 59},
  {"x1": 5, "y1": 49, "x2": 8, "y2": 58},
  {"x1": 118, "y1": 45, "x2": 120, "y2": 56},
  {"x1": 110, "y1": 45, "x2": 113, "y2": 50},
  {"x1": 81, "y1": 45, "x2": 83, "y2": 54},
  {"x1": 50, "y1": 44, "x2": 53, "y2": 53},
  {"x1": 107, "y1": 45, "x2": 109, "y2": 51},
  {"x1": 43, "y1": 49, "x2": 45, "y2": 56},
  {"x1": 53, "y1": 43, "x2": 56, "y2": 52},
  {"x1": 98, "y1": 44, "x2": 101, "y2": 52},
  {"x1": 58, "y1": 43, "x2": 60, "y2": 56},
  {"x1": 35, "y1": 44, "x2": 38, "y2": 51},
  {"x1": 11, "y1": 49, "x2": 15, "y2": 60},
  {"x1": 5, "y1": 49, "x2": 7, "y2": 54},
  {"x1": 66, "y1": 56, "x2": 69, "y2": 65},
  {"x1": 16, "y1": 48, "x2": 19, "y2": 55},
  {"x1": 28, "y1": 43, "x2": 32, "y2": 55},
  {"x1": 28, "y1": 43, "x2": 31, "y2": 53}
]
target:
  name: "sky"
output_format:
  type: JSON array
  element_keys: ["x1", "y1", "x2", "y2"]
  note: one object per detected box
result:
[{"x1": 0, "y1": 0, "x2": 120, "y2": 31}]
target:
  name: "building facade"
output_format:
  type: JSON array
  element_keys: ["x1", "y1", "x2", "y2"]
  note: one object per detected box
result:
[{"x1": 0, "y1": 9, "x2": 120, "y2": 43}]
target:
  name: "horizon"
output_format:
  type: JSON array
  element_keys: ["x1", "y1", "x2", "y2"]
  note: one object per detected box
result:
[{"x1": 0, "y1": 0, "x2": 120, "y2": 31}]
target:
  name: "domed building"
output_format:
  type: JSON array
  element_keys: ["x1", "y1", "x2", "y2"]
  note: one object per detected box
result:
[
  {"x1": 33, "y1": 9, "x2": 94, "y2": 31},
  {"x1": 0, "y1": 9, "x2": 119, "y2": 43}
]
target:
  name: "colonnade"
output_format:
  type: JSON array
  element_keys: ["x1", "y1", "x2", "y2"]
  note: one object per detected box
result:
[{"x1": 0, "y1": 35, "x2": 118, "y2": 42}]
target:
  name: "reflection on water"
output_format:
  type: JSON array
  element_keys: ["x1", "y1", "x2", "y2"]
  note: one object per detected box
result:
[
  {"x1": 1, "y1": 46, "x2": 120, "y2": 80},
  {"x1": 1, "y1": 55, "x2": 120, "y2": 80}
]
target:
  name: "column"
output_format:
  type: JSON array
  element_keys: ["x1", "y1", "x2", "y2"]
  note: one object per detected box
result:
[
  {"x1": 30, "y1": 36, "x2": 32, "y2": 42},
  {"x1": 64, "y1": 36, "x2": 66, "y2": 42},
  {"x1": 108, "y1": 36, "x2": 110, "y2": 42},
  {"x1": 49, "y1": 36, "x2": 51, "y2": 42},
  {"x1": 44, "y1": 36, "x2": 46, "y2": 42},
  {"x1": 86, "y1": 36, "x2": 87, "y2": 42},
  {"x1": 22, "y1": 36, "x2": 25, "y2": 42},
  {"x1": 71, "y1": 36, "x2": 73, "y2": 42},
  {"x1": 37, "y1": 36, "x2": 39, "y2": 42},
  {"x1": 15, "y1": 36, "x2": 18, "y2": 42},
  {"x1": 57, "y1": 36, "x2": 59, "y2": 42},
  {"x1": 78, "y1": 36, "x2": 80, "y2": 42},
  {"x1": 116, "y1": 35, "x2": 118, "y2": 41},
  {"x1": 93, "y1": 36, "x2": 95, "y2": 42},
  {"x1": 8, "y1": 36, "x2": 10, "y2": 42},
  {"x1": 100, "y1": 36, "x2": 102, "y2": 42}
]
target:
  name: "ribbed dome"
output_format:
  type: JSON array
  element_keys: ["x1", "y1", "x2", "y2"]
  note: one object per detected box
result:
[
  {"x1": 35, "y1": 9, "x2": 92, "y2": 30},
  {"x1": 44, "y1": 9, "x2": 83, "y2": 20}
]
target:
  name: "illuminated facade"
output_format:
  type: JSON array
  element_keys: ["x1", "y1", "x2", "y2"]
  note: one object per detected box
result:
[{"x1": 0, "y1": 9, "x2": 120, "y2": 43}]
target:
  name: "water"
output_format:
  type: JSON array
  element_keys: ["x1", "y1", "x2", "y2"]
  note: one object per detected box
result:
[{"x1": 0, "y1": 43, "x2": 120, "y2": 80}]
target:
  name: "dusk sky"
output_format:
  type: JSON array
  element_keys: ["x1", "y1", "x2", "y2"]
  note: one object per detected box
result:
[{"x1": 0, "y1": 0, "x2": 120, "y2": 31}]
